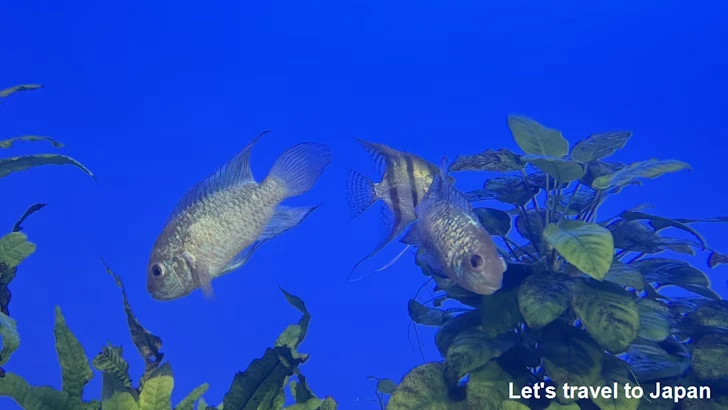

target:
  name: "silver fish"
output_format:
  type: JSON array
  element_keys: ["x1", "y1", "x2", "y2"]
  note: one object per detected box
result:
[
  {"x1": 147, "y1": 131, "x2": 332, "y2": 301},
  {"x1": 400, "y1": 157, "x2": 507, "y2": 295},
  {"x1": 345, "y1": 139, "x2": 454, "y2": 280}
]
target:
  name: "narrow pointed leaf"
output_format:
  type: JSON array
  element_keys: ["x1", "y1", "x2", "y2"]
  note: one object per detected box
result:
[
  {"x1": 92, "y1": 343, "x2": 132, "y2": 388},
  {"x1": 277, "y1": 286, "x2": 311, "y2": 351},
  {"x1": 0, "y1": 136, "x2": 64, "y2": 149},
  {"x1": 708, "y1": 251, "x2": 728, "y2": 268},
  {"x1": 449, "y1": 148, "x2": 524, "y2": 172},
  {"x1": 632, "y1": 258, "x2": 710, "y2": 288},
  {"x1": 12, "y1": 203, "x2": 47, "y2": 233},
  {"x1": 591, "y1": 159, "x2": 690, "y2": 191},
  {"x1": 570, "y1": 131, "x2": 632, "y2": 163},
  {"x1": 54, "y1": 306, "x2": 94, "y2": 399},
  {"x1": 572, "y1": 279, "x2": 639, "y2": 353},
  {"x1": 0, "y1": 84, "x2": 43, "y2": 98},
  {"x1": 622, "y1": 339, "x2": 690, "y2": 382},
  {"x1": 407, "y1": 299, "x2": 452, "y2": 326},
  {"x1": 0, "y1": 154, "x2": 96, "y2": 180},
  {"x1": 139, "y1": 362, "x2": 174, "y2": 410},
  {"x1": 543, "y1": 220, "x2": 614, "y2": 280},
  {"x1": 621, "y1": 211, "x2": 708, "y2": 250},
  {"x1": 521, "y1": 155, "x2": 585, "y2": 183},
  {"x1": 174, "y1": 382, "x2": 209, "y2": 410},
  {"x1": 508, "y1": 114, "x2": 569, "y2": 157}
]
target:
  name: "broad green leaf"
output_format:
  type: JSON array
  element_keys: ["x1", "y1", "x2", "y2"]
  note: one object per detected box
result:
[
  {"x1": 407, "y1": 299, "x2": 452, "y2": 326},
  {"x1": 521, "y1": 155, "x2": 585, "y2": 183},
  {"x1": 434, "y1": 310, "x2": 481, "y2": 357},
  {"x1": 0, "y1": 373, "x2": 92, "y2": 410},
  {"x1": 481, "y1": 175, "x2": 540, "y2": 207},
  {"x1": 632, "y1": 258, "x2": 710, "y2": 288},
  {"x1": 543, "y1": 220, "x2": 614, "y2": 280},
  {"x1": 591, "y1": 355, "x2": 639, "y2": 410},
  {"x1": 517, "y1": 271, "x2": 573, "y2": 328},
  {"x1": 541, "y1": 323, "x2": 604, "y2": 387},
  {"x1": 92, "y1": 343, "x2": 132, "y2": 388},
  {"x1": 591, "y1": 159, "x2": 690, "y2": 191},
  {"x1": 581, "y1": 161, "x2": 627, "y2": 187},
  {"x1": 0, "y1": 84, "x2": 43, "y2": 98},
  {"x1": 684, "y1": 300, "x2": 728, "y2": 329},
  {"x1": 545, "y1": 403, "x2": 580, "y2": 410},
  {"x1": 430, "y1": 274, "x2": 482, "y2": 308},
  {"x1": 0, "y1": 311, "x2": 19, "y2": 366},
  {"x1": 499, "y1": 400, "x2": 531, "y2": 410},
  {"x1": 139, "y1": 362, "x2": 174, "y2": 410},
  {"x1": 0, "y1": 154, "x2": 96, "y2": 180},
  {"x1": 443, "y1": 331, "x2": 515, "y2": 387},
  {"x1": 0, "y1": 136, "x2": 64, "y2": 149},
  {"x1": 387, "y1": 362, "x2": 466, "y2": 410},
  {"x1": 449, "y1": 148, "x2": 524, "y2": 172},
  {"x1": 474, "y1": 207, "x2": 512, "y2": 236},
  {"x1": 54, "y1": 306, "x2": 94, "y2": 399},
  {"x1": 608, "y1": 220, "x2": 697, "y2": 256},
  {"x1": 0, "y1": 232, "x2": 36, "y2": 274},
  {"x1": 604, "y1": 261, "x2": 644, "y2": 291},
  {"x1": 467, "y1": 360, "x2": 529, "y2": 410},
  {"x1": 621, "y1": 211, "x2": 708, "y2": 250},
  {"x1": 222, "y1": 346, "x2": 303, "y2": 410},
  {"x1": 637, "y1": 299, "x2": 672, "y2": 342},
  {"x1": 367, "y1": 376, "x2": 398, "y2": 394},
  {"x1": 692, "y1": 334, "x2": 728, "y2": 380},
  {"x1": 570, "y1": 131, "x2": 632, "y2": 163},
  {"x1": 480, "y1": 286, "x2": 522, "y2": 339},
  {"x1": 557, "y1": 187, "x2": 597, "y2": 216},
  {"x1": 622, "y1": 338, "x2": 690, "y2": 382},
  {"x1": 103, "y1": 391, "x2": 140, "y2": 410},
  {"x1": 572, "y1": 279, "x2": 639, "y2": 353},
  {"x1": 507, "y1": 114, "x2": 569, "y2": 157},
  {"x1": 173, "y1": 382, "x2": 209, "y2": 410}
]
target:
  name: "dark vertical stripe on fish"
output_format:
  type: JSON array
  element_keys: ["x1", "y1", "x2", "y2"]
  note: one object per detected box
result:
[
  {"x1": 405, "y1": 155, "x2": 419, "y2": 207},
  {"x1": 386, "y1": 162, "x2": 402, "y2": 232}
]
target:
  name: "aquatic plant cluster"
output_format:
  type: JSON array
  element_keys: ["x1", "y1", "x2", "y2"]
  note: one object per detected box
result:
[{"x1": 2, "y1": 83, "x2": 728, "y2": 410}]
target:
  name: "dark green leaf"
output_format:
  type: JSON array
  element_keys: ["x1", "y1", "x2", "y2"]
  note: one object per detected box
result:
[
  {"x1": 54, "y1": 306, "x2": 94, "y2": 400},
  {"x1": 515, "y1": 208, "x2": 545, "y2": 250},
  {"x1": 522, "y1": 155, "x2": 585, "y2": 183},
  {"x1": 467, "y1": 360, "x2": 529, "y2": 410},
  {"x1": 0, "y1": 311, "x2": 19, "y2": 367},
  {"x1": 0, "y1": 84, "x2": 43, "y2": 98},
  {"x1": 507, "y1": 114, "x2": 569, "y2": 157},
  {"x1": 632, "y1": 258, "x2": 710, "y2": 288},
  {"x1": 570, "y1": 131, "x2": 632, "y2": 163},
  {"x1": 92, "y1": 343, "x2": 132, "y2": 389},
  {"x1": 443, "y1": 331, "x2": 516, "y2": 387},
  {"x1": 431, "y1": 275, "x2": 482, "y2": 308},
  {"x1": 464, "y1": 189, "x2": 497, "y2": 203},
  {"x1": 517, "y1": 271, "x2": 573, "y2": 328},
  {"x1": 637, "y1": 299, "x2": 673, "y2": 342},
  {"x1": 276, "y1": 287, "x2": 311, "y2": 355},
  {"x1": 0, "y1": 154, "x2": 96, "y2": 181},
  {"x1": 366, "y1": 377, "x2": 398, "y2": 395},
  {"x1": 0, "y1": 136, "x2": 64, "y2": 149},
  {"x1": 684, "y1": 300, "x2": 728, "y2": 329},
  {"x1": 435, "y1": 310, "x2": 481, "y2": 357},
  {"x1": 526, "y1": 171, "x2": 570, "y2": 190},
  {"x1": 622, "y1": 338, "x2": 690, "y2": 382},
  {"x1": 541, "y1": 322, "x2": 604, "y2": 386},
  {"x1": 604, "y1": 261, "x2": 644, "y2": 290},
  {"x1": 608, "y1": 220, "x2": 698, "y2": 255},
  {"x1": 473, "y1": 207, "x2": 512, "y2": 236},
  {"x1": 407, "y1": 299, "x2": 452, "y2": 326},
  {"x1": 692, "y1": 334, "x2": 728, "y2": 380},
  {"x1": 591, "y1": 354, "x2": 640, "y2": 410},
  {"x1": 621, "y1": 211, "x2": 708, "y2": 250},
  {"x1": 11, "y1": 203, "x2": 47, "y2": 233},
  {"x1": 591, "y1": 159, "x2": 690, "y2": 191},
  {"x1": 222, "y1": 346, "x2": 304, "y2": 410},
  {"x1": 449, "y1": 148, "x2": 524, "y2": 172},
  {"x1": 482, "y1": 175, "x2": 540, "y2": 206},
  {"x1": 708, "y1": 251, "x2": 728, "y2": 269},
  {"x1": 557, "y1": 187, "x2": 596, "y2": 216},
  {"x1": 580, "y1": 161, "x2": 627, "y2": 187},
  {"x1": 480, "y1": 287, "x2": 522, "y2": 339},
  {"x1": 571, "y1": 279, "x2": 639, "y2": 353},
  {"x1": 387, "y1": 362, "x2": 466, "y2": 410}
]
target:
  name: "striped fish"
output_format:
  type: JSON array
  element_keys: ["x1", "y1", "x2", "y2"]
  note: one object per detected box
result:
[{"x1": 345, "y1": 138, "x2": 452, "y2": 280}]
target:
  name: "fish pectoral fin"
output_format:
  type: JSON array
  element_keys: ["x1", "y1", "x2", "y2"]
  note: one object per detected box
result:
[
  {"x1": 219, "y1": 241, "x2": 265, "y2": 276},
  {"x1": 418, "y1": 248, "x2": 448, "y2": 279},
  {"x1": 399, "y1": 224, "x2": 423, "y2": 247},
  {"x1": 259, "y1": 204, "x2": 320, "y2": 241},
  {"x1": 184, "y1": 252, "x2": 216, "y2": 300}
]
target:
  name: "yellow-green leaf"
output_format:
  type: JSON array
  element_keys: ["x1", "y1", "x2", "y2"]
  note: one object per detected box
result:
[
  {"x1": 0, "y1": 154, "x2": 96, "y2": 181},
  {"x1": 591, "y1": 159, "x2": 690, "y2": 191},
  {"x1": 139, "y1": 362, "x2": 174, "y2": 410},
  {"x1": 508, "y1": 114, "x2": 569, "y2": 157},
  {"x1": 521, "y1": 155, "x2": 585, "y2": 183},
  {"x1": 0, "y1": 373, "x2": 92, "y2": 410},
  {"x1": 103, "y1": 391, "x2": 140, "y2": 410},
  {"x1": 443, "y1": 331, "x2": 515, "y2": 387},
  {"x1": 545, "y1": 403, "x2": 580, "y2": 410},
  {"x1": 92, "y1": 343, "x2": 132, "y2": 388},
  {"x1": 54, "y1": 306, "x2": 94, "y2": 399},
  {"x1": 603, "y1": 261, "x2": 644, "y2": 291},
  {"x1": 591, "y1": 355, "x2": 639, "y2": 410},
  {"x1": 449, "y1": 148, "x2": 525, "y2": 172},
  {"x1": 173, "y1": 382, "x2": 209, "y2": 410},
  {"x1": 638, "y1": 299, "x2": 672, "y2": 342},
  {"x1": 499, "y1": 400, "x2": 531, "y2": 410},
  {"x1": 0, "y1": 232, "x2": 36, "y2": 274},
  {"x1": 0, "y1": 84, "x2": 43, "y2": 98},
  {"x1": 387, "y1": 362, "x2": 466, "y2": 410},
  {"x1": 0, "y1": 136, "x2": 64, "y2": 149},
  {"x1": 467, "y1": 360, "x2": 529, "y2": 409},
  {"x1": 570, "y1": 131, "x2": 632, "y2": 163},
  {"x1": 0, "y1": 311, "x2": 19, "y2": 367},
  {"x1": 543, "y1": 220, "x2": 614, "y2": 280},
  {"x1": 517, "y1": 271, "x2": 573, "y2": 328},
  {"x1": 572, "y1": 279, "x2": 639, "y2": 353},
  {"x1": 541, "y1": 323, "x2": 604, "y2": 387},
  {"x1": 692, "y1": 334, "x2": 728, "y2": 380}
]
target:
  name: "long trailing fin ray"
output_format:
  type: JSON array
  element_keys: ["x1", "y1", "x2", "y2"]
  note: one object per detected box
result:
[
  {"x1": 400, "y1": 225, "x2": 423, "y2": 247},
  {"x1": 268, "y1": 142, "x2": 332, "y2": 198},
  {"x1": 354, "y1": 138, "x2": 405, "y2": 178},
  {"x1": 347, "y1": 244, "x2": 412, "y2": 282},
  {"x1": 260, "y1": 204, "x2": 321, "y2": 241},
  {"x1": 219, "y1": 241, "x2": 266, "y2": 276},
  {"x1": 345, "y1": 168, "x2": 378, "y2": 219},
  {"x1": 165, "y1": 130, "x2": 271, "y2": 225}
]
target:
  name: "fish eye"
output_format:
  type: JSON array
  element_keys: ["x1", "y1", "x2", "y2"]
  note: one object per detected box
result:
[
  {"x1": 151, "y1": 264, "x2": 163, "y2": 277},
  {"x1": 470, "y1": 254, "x2": 483, "y2": 269}
]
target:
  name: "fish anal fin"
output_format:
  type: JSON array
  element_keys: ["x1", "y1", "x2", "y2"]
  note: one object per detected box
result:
[
  {"x1": 400, "y1": 225, "x2": 422, "y2": 247},
  {"x1": 166, "y1": 130, "x2": 271, "y2": 225},
  {"x1": 260, "y1": 204, "x2": 320, "y2": 241}
]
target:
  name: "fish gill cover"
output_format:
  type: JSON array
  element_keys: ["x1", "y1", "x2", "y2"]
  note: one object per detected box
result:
[
  {"x1": 2, "y1": 85, "x2": 728, "y2": 410},
  {"x1": 0, "y1": 85, "x2": 336, "y2": 410}
]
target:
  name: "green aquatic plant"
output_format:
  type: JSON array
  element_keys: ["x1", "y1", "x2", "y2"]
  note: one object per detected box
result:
[
  {"x1": 0, "y1": 84, "x2": 336, "y2": 410},
  {"x1": 387, "y1": 115, "x2": 728, "y2": 409}
]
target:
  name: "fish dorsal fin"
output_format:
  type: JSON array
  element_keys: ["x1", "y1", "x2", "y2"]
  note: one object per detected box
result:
[
  {"x1": 165, "y1": 130, "x2": 271, "y2": 225},
  {"x1": 354, "y1": 138, "x2": 406, "y2": 178},
  {"x1": 423, "y1": 156, "x2": 475, "y2": 216}
]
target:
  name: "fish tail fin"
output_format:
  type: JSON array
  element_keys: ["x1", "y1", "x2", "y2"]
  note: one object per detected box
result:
[
  {"x1": 268, "y1": 142, "x2": 332, "y2": 198},
  {"x1": 345, "y1": 168, "x2": 378, "y2": 219}
]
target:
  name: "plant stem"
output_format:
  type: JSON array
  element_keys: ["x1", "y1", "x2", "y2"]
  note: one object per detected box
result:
[
  {"x1": 559, "y1": 182, "x2": 582, "y2": 224},
  {"x1": 520, "y1": 169, "x2": 539, "y2": 211},
  {"x1": 501, "y1": 234, "x2": 537, "y2": 262},
  {"x1": 518, "y1": 205, "x2": 542, "y2": 254}
]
